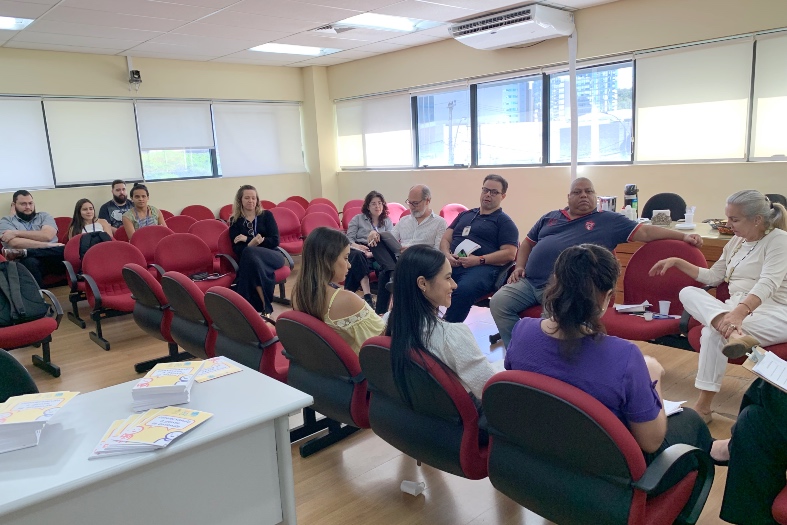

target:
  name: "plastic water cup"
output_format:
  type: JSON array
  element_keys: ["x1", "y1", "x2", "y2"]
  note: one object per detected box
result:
[
  {"x1": 659, "y1": 301, "x2": 671, "y2": 316},
  {"x1": 400, "y1": 480, "x2": 425, "y2": 496},
  {"x1": 643, "y1": 312, "x2": 654, "y2": 321},
  {"x1": 684, "y1": 213, "x2": 695, "y2": 225}
]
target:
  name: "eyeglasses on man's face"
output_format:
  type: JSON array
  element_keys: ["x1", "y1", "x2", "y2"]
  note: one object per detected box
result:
[
  {"x1": 406, "y1": 199, "x2": 424, "y2": 208},
  {"x1": 481, "y1": 187, "x2": 503, "y2": 196}
]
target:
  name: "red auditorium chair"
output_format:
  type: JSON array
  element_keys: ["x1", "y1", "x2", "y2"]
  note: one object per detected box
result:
[
  {"x1": 342, "y1": 206, "x2": 362, "y2": 230},
  {"x1": 219, "y1": 204, "x2": 233, "y2": 222},
  {"x1": 129, "y1": 225, "x2": 174, "y2": 273},
  {"x1": 152, "y1": 233, "x2": 235, "y2": 293},
  {"x1": 602, "y1": 239, "x2": 707, "y2": 342},
  {"x1": 277, "y1": 311, "x2": 370, "y2": 456},
  {"x1": 775, "y1": 487, "x2": 787, "y2": 525},
  {"x1": 277, "y1": 200, "x2": 306, "y2": 222},
  {"x1": 0, "y1": 259, "x2": 63, "y2": 377},
  {"x1": 165, "y1": 214, "x2": 197, "y2": 234},
  {"x1": 81, "y1": 241, "x2": 146, "y2": 350},
  {"x1": 301, "y1": 212, "x2": 341, "y2": 237},
  {"x1": 483, "y1": 371, "x2": 714, "y2": 525},
  {"x1": 285, "y1": 195, "x2": 310, "y2": 210},
  {"x1": 387, "y1": 202, "x2": 407, "y2": 224},
  {"x1": 188, "y1": 220, "x2": 228, "y2": 258},
  {"x1": 162, "y1": 271, "x2": 216, "y2": 360},
  {"x1": 261, "y1": 200, "x2": 276, "y2": 210},
  {"x1": 342, "y1": 199, "x2": 363, "y2": 217},
  {"x1": 309, "y1": 197, "x2": 338, "y2": 212},
  {"x1": 440, "y1": 203, "x2": 469, "y2": 226},
  {"x1": 180, "y1": 204, "x2": 215, "y2": 221},
  {"x1": 113, "y1": 227, "x2": 129, "y2": 242},
  {"x1": 62, "y1": 233, "x2": 88, "y2": 328},
  {"x1": 159, "y1": 209, "x2": 175, "y2": 221},
  {"x1": 306, "y1": 203, "x2": 340, "y2": 226},
  {"x1": 54, "y1": 216, "x2": 71, "y2": 244},
  {"x1": 359, "y1": 336, "x2": 488, "y2": 480},
  {"x1": 122, "y1": 263, "x2": 194, "y2": 373},
  {"x1": 269, "y1": 207, "x2": 303, "y2": 256},
  {"x1": 205, "y1": 286, "x2": 288, "y2": 383}
]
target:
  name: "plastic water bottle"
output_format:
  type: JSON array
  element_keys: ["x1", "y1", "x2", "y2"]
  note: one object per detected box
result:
[{"x1": 624, "y1": 184, "x2": 638, "y2": 218}]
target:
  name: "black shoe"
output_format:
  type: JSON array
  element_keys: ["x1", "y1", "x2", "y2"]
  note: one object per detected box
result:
[{"x1": 363, "y1": 294, "x2": 375, "y2": 309}]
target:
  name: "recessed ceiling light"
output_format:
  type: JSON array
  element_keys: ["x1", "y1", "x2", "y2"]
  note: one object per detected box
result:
[
  {"x1": 334, "y1": 13, "x2": 441, "y2": 32},
  {"x1": 0, "y1": 16, "x2": 34, "y2": 31},
  {"x1": 249, "y1": 43, "x2": 341, "y2": 56}
]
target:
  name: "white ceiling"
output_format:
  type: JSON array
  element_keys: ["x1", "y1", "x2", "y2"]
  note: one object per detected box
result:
[{"x1": 0, "y1": 0, "x2": 619, "y2": 67}]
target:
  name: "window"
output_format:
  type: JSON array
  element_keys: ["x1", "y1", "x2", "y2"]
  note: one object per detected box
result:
[
  {"x1": 0, "y1": 99, "x2": 54, "y2": 191},
  {"x1": 549, "y1": 62, "x2": 633, "y2": 163},
  {"x1": 750, "y1": 34, "x2": 787, "y2": 160},
  {"x1": 476, "y1": 75, "x2": 543, "y2": 165},
  {"x1": 414, "y1": 87, "x2": 470, "y2": 167},
  {"x1": 635, "y1": 40, "x2": 752, "y2": 162},
  {"x1": 335, "y1": 94, "x2": 413, "y2": 169},
  {"x1": 136, "y1": 101, "x2": 216, "y2": 181}
]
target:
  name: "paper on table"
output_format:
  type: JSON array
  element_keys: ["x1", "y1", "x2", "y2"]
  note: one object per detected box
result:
[
  {"x1": 663, "y1": 400, "x2": 685, "y2": 416},
  {"x1": 453, "y1": 239, "x2": 481, "y2": 257},
  {"x1": 752, "y1": 351, "x2": 787, "y2": 392},
  {"x1": 614, "y1": 301, "x2": 652, "y2": 313}
]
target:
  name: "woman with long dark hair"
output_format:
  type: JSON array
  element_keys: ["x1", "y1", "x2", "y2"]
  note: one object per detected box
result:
[
  {"x1": 293, "y1": 227, "x2": 385, "y2": 353},
  {"x1": 344, "y1": 190, "x2": 393, "y2": 309},
  {"x1": 506, "y1": 244, "x2": 712, "y2": 464},
  {"x1": 227, "y1": 185, "x2": 284, "y2": 315},
  {"x1": 386, "y1": 245, "x2": 499, "y2": 404},
  {"x1": 68, "y1": 198, "x2": 111, "y2": 239},
  {"x1": 121, "y1": 183, "x2": 165, "y2": 239}
]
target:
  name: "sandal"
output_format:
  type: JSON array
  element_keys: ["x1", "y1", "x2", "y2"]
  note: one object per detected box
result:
[{"x1": 722, "y1": 335, "x2": 761, "y2": 359}]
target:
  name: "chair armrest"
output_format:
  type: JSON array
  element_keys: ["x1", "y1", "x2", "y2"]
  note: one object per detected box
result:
[
  {"x1": 215, "y1": 253, "x2": 239, "y2": 273},
  {"x1": 62, "y1": 261, "x2": 79, "y2": 292},
  {"x1": 276, "y1": 247, "x2": 295, "y2": 269},
  {"x1": 150, "y1": 264, "x2": 166, "y2": 278},
  {"x1": 633, "y1": 444, "x2": 714, "y2": 525},
  {"x1": 40, "y1": 289, "x2": 64, "y2": 327},
  {"x1": 81, "y1": 273, "x2": 103, "y2": 310},
  {"x1": 494, "y1": 262, "x2": 515, "y2": 290}
]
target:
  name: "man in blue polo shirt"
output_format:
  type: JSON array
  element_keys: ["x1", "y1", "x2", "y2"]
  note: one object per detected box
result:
[
  {"x1": 440, "y1": 174, "x2": 519, "y2": 323},
  {"x1": 490, "y1": 177, "x2": 703, "y2": 347}
]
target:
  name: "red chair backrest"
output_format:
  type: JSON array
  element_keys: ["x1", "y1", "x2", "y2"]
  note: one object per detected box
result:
[
  {"x1": 305, "y1": 203, "x2": 340, "y2": 225},
  {"x1": 129, "y1": 225, "x2": 174, "y2": 265},
  {"x1": 83, "y1": 242, "x2": 146, "y2": 300},
  {"x1": 261, "y1": 200, "x2": 276, "y2": 210},
  {"x1": 113, "y1": 227, "x2": 129, "y2": 242},
  {"x1": 309, "y1": 198, "x2": 337, "y2": 212},
  {"x1": 286, "y1": 195, "x2": 310, "y2": 210},
  {"x1": 342, "y1": 207, "x2": 362, "y2": 230},
  {"x1": 160, "y1": 209, "x2": 175, "y2": 221},
  {"x1": 219, "y1": 204, "x2": 233, "y2": 222},
  {"x1": 180, "y1": 205, "x2": 215, "y2": 221},
  {"x1": 269, "y1": 207, "x2": 301, "y2": 243},
  {"x1": 624, "y1": 239, "x2": 707, "y2": 315},
  {"x1": 343, "y1": 199, "x2": 364, "y2": 216},
  {"x1": 401, "y1": 209, "x2": 411, "y2": 218},
  {"x1": 188, "y1": 220, "x2": 228, "y2": 254},
  {"x1": 63, "y1": 233, "x2": 84, "y2": 280},
  {"x1": 440, "y1": 203, "x2": 469, "y2": 226},
  {"x1": 54, "y1": 217, "x2": 71, "y2": 244},
  {"x1": 165, "y1": 215, "x2": 197, "y2": 233},
  {"x1": 122, "y1": 263, "x2": 173, "y2": 342},
  {"x1": 301, "y1": 212, "x2": 341, "y2": 237},
  {"x1": 277, "y1": 200, "x2": 306, "y2": 221},
  {"x1": 154, "y1": 233, "x2": 214, "y2": 276},
  {"x1": 387, "y1": 202, "x2": 407, "y2": 224}
]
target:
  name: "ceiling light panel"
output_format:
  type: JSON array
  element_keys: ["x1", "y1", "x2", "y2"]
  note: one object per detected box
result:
[
  {"x1": 374, "y1": 1, "x2": 474, "y2": 23},
  {"x1": 250, "y1": 42, "x2": 342, "y2": 55},
  {"x1": 0, "y1": 16, "x2": 34, "y2": 30}
]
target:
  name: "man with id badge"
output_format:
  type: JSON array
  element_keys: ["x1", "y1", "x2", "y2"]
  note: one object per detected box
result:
[{"x1": 439, "y1": 174, "x2": 518, "y2": 323}]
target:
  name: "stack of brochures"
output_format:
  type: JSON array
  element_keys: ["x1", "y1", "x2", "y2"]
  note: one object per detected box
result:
[
  {"x1": 90, "y1": 406, "x2": 213, "y2": 459},
  {"x1": 0, "y1": 391, "x2": 79, "y2": 454},
  {"x1": 194, "y1": 356, "x2": 242, "y2": 383},
  {"x1": 131, "y1": 361, "x2": 205, "y2": 411}
]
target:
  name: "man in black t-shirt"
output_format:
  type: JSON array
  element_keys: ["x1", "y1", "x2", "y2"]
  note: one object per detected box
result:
[{"x1": 98, "y1": 180, "x2": 133, "y2": 234}]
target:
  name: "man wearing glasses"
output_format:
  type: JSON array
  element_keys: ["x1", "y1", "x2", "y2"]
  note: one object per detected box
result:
[
  {"x1": 490, "y1": 177, "x2": 704, "y2": 348},
  {"x1": 439, "y1": 174, "x2": 519, "y2": 323},
  {"x1": 368, "y1": 184, "x2": 447, "y2": 314}
]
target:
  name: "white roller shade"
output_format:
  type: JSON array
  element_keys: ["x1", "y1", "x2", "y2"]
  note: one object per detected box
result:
[
  {"x1": 336, "y1": 93, "x2": 413, "y2": 169},
  {"x1": 136, "y1": 101, "x2": 215, "y2": 150},
  {"x1": 751, "y1": 33, "x2": 787, "y2": 160},
  {"x1": 0, "y1": 99, "x2": 54, "y2": 192},
  {"x1": 213, "y1": 103, "x2": 305, "y2": 177},
  {"x1": 635, "y1": 40, "x2": 753, "y2": 162},
  {"x1": 44, "y1": 99, "x2": 142, "y2": 186}
]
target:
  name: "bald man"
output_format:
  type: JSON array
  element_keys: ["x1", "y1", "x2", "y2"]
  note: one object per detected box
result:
[{"x1": 490, "y1": 177, "x2": 703, "y2": 348}]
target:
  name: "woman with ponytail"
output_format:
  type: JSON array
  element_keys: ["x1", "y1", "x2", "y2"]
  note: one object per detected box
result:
[{"x1": 506, "y1": 244, "x2": 712, "y2": 463}]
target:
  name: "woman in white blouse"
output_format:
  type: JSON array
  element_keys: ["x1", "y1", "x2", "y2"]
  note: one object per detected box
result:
[
  {"x1": 386, "y1": 245, "x2": 502, "y2": 404},
  {"x1": 650, "y1": 190, "x2": 787, "y2": 422}
]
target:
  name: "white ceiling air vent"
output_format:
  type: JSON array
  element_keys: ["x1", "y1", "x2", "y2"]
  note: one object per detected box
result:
[
  {"x1": 312, "y1": 25, "x2": 354, "y2": 34},
  {"x1": 449, "y1": 4, "x2": 574, "y2": 51}
]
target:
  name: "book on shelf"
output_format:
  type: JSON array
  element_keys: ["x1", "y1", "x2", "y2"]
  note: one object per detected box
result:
[
  {"x1": 0, "y1": 391, "x2": 79, "y2": 454},
  {"x1": 131, "y1": 361, "x2": 205, "y2": 411}
]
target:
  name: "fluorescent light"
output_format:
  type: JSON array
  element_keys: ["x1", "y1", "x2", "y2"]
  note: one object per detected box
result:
[
  {"x1": 0, "y1": 16, "x2": 34, "y2": 30},
  {"x1": 249, "y1": 43, "x2": 341, "y2": 56},
  {"x1": 337, "y1": 13, "x2": 416, "y2": 32}
]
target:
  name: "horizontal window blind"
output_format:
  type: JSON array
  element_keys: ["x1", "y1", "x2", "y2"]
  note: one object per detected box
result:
[
  {"x1": 0, "y1": 99, "x2": 54, "y2": 192},
  {"x1": 136, "y1": 101, "x2": 215, "y2": 150}
]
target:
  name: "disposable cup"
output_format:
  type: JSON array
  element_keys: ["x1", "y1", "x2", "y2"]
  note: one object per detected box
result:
[
  {"x1": 643, "y1": 312, "x2": 654, "y2": 321},
  {"x1": 659, "y1": 301, "x2": 671, "y2": 316},
  {"x1": 684, "y1": 213, "x2": 695, "y2": 225}
]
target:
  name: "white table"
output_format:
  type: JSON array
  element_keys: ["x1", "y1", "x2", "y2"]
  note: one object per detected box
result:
[{"x1": 0, "y1": 359, "x2": 313, "y2": 525}]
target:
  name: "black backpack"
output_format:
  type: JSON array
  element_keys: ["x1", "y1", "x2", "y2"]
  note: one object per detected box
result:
[
  {"x1": 0, "y1": 261, "x2": 50, "y2": 327},
  {"x1": 79, "y1": 231, "x2": 112, "y2": 260}
]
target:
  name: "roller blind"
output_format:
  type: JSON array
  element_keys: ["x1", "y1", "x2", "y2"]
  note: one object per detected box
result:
[
  {"x1": 751, "y1": 33, "x2": 787, "y2": 160},
  {"x1": 213, "y1": 103, "x2": 305, "y2": 177},
  {"x1": 136, "y1": 101, "x2": 215, "y2": 150},
  {"x1": 44, "y1": 99, "x2": 142, "y2": 186},
  {"x1": 336, "y1": 93, "x2": 413, "y2": 169},
  {"x1": 635, "y1": 40, "x2": 753, "y2": 162},
  {"x1": 0, "y1": 99, "x2": 54, "y2": 192}
]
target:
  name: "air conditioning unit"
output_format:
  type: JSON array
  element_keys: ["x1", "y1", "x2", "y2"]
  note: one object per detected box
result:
[{"x1": 449, "y1": 4, "x2": 574, "y2": 51}]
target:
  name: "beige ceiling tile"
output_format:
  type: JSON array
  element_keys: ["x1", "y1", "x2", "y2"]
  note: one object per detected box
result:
[
  {"x1": 124, "y1": 49, "x2": 218, "y2": 60},
  {"x1": 12, "y1": 30, "x2": 145, "y2": 49},
  {"x1": 39, "y1": 6, "x2": 186, "y2": 32},
  {"x1": 381, "y1": 30, "x2": 444, "y2": 45},
  {"x1": 0, "y1": 0, "x2": 53, "y2": 19},
  {"x1": 221, "y1": 48, "x2": 312, "y2": 60},
  {"x1": 127, "y1": 41, "x2": 225, "y2": 57},
  {"x1": 203, "y1": 10, "x2": 319, "y2": 32},
  {"x1": 230, "y1": 0, "x2": 360, "y2": 23},
  {"x1": 293, "y1": 0, "x2": 402, "y2": 11},
  {"x1": 350, "y1": 40, "x2": 406, "y2": 52},
  {"x1": 287, "y1": 54, "x2": 352, "y2": 65},
  {"x1": 61, "y1": 0, "x2": 216, "y2": 21},
  {"x1": 272, "y1": 32, "x2": 364, "y2": 48},
  {"x1": 326, "y1": 48, "x2": 378, "y2": 59},
  {"x1": 149, "y1": 33, "x2": 259, "y2": 54},
  {"x1": 415, "y1": 0, "x2": 524, "y2": 13},
  {"x1": 172, "y1": 22, "x2": 288, "y2": 42},
  {"x1": 4, "y1": 40, "x2": 125, "y2": 54},
  {"x1": 374, "y1": 0, "x2": 473, "y2": 22},
  {"x1": 148, "y1": 0, "x2": 238, "y2": 7},
  {"x1": 23, "y1": 19, "x2": 163, "y2": 39},
  {"x1": 0, "y1": 28, "x2": 19, "y2": 43}
]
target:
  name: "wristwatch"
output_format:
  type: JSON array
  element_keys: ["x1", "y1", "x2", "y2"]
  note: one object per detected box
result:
[{"x1": 480, "y1": 257, "x2": 486, "y2": 265}]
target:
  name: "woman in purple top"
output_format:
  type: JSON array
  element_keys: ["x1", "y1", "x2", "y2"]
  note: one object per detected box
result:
[{"x1": 505, "y1": 244, "x2": 713, "y2": 467}]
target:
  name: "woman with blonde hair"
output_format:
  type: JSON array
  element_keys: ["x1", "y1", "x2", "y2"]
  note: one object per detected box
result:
[{"x1": 293, "y1": 227, "x2": 385, "y2": 354}]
